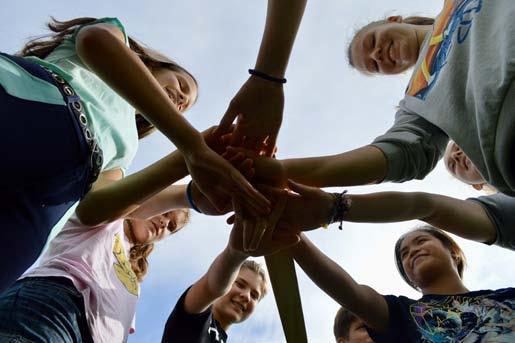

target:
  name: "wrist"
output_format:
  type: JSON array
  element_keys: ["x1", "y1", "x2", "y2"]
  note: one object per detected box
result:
[
  {"x1": 181, "y1": 133, "x2": 208, "y2": 159},
  {"x1": 186, "y1": 181, "x2": 202, "y2": 213},
  {"x1": 226, "y1": 245, "x2": 249, "y2": 261},
  {"x1": 325, "y1": 191, "x2": 352, "y2": 230},
  {"x1": 248, "y1": 74, "x2": 284, "y2": 89}
]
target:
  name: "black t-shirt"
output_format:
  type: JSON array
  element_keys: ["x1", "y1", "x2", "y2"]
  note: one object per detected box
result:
[
  {"x1": 367, "y1": 288, "x2": 515, "y2": 343},
  {"x1": 161, "y1": 287, "x2": 228, "y2": 343}
]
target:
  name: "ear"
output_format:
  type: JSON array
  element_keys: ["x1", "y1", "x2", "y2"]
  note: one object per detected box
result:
[
  {"x1": 387, "y1": 15, "x2": 403, "y2": 23},
  {"x1": 337, "y1": 338, "x2": 347, "y2": 343},
  {"x1": 472, "y1": 183, "x2": 484, "y2": 191}
]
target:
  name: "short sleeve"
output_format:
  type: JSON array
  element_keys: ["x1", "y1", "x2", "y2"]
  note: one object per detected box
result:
[
  {"x1": 161, "y1": 286, "x2": 213, "y2": 343},
  {"x1": 72, "y1": 17, "x2": 129, "y2": 45},
  {"x1": 371, "y1": 103, "x2": 448, "y2": 183},
  {"x1": 467, "y1": 193, "x2": 515, "y2": 250},
  {"x1": 367, "y1": 295, "x2": 419, "y2": 343}
]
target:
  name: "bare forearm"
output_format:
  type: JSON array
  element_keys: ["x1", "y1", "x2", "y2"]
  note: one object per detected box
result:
[
  {"x1": 76, "y1": 25, "x2": 203, "y2": 152},
  {"x1": 77, "y1": 150, "x2": 188, "y2": 225},
  {"x1": 206, "y1": 246, "x2": 247, "y2": 298},
  {"x1": 127, "y1": 184, "x2": 189, "y2": 220},
  {"x1": 346, "y1": 192, "x2": 496, "y2": 244},
  {"x1": 254, "y1": 0, "x2": 307, "y2": 77},
  {"x1": 282, "y1": 145, "x2": 387, "y2": 187},
  {"x1": 290, "y1": 235, "x2": 388, "y2": 330}
]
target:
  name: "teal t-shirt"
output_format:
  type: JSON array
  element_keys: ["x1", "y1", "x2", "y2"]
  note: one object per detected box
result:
[
  {"x1": 0, "y1": 17, "x2": 138, "y2": 175},
  {"x1": 0, "y1": 17, "x2": 139, "y2": 249}
]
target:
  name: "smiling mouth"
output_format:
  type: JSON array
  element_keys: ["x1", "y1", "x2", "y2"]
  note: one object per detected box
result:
[
  {"x1": 411, "y1": 254, "x2": 427, "y2": 269},
  {"x1": 231, "y1": 300, "x2": 245, "y2": 313}
]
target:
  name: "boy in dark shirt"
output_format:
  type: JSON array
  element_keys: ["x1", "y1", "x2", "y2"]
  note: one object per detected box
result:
[
  {"x1": 333, "y1": 307, "x2": 375, "y2": 343},
  {"x1": 162, "y1": 195, "x2": 299, "y2": 342}
]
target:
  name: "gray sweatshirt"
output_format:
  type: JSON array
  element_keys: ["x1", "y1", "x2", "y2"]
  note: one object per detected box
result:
[{"x1": 372, "y1": 0, "x2": 515, "y2": 196}]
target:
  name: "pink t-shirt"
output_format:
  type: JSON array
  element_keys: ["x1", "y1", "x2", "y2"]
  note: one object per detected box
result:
[{"x1": 22, "y1": 214, "x2": 139, "y2": 343}]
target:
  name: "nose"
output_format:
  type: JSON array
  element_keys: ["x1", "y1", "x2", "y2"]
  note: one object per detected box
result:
[
  {"x1": 371, "y1": 46, "x2": 382, "y2": 62},
  {"x1": 177, "y1": 92, "x2": 188, "y2": 111},
  {"x1": 159, "y1": 216, "x2": 170, "y2": 230},
  {"x1": 239, "y1": 289, "x2": 251, "y2": 304},
  {"x1": 451, "y1": 149, "x2": 463, "y2": 163}
]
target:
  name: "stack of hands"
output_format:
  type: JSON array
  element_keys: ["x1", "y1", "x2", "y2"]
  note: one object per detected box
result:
[{"x1": 190, "y1": 124, "x2": 334, "y2": 259}]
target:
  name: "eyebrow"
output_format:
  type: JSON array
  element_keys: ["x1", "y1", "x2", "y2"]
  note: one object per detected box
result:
[{"x1": 400, "y1": 233, "x2": 430, "y2": 255}]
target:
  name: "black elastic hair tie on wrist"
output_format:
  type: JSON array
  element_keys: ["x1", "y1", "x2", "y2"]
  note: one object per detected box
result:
[{"x1": 248, "y1": 69, "x2": 287, "y2": 84}]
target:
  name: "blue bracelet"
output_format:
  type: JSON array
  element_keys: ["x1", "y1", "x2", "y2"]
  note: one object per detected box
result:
[{"x1": 186, "y1": 181, "x2": 202, "y2": 213}]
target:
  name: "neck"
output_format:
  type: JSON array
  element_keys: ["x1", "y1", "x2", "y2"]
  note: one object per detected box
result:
[
  {"x1": 420, "y1": 272, "x2": 468, "y2": 296},
  {"x1": 123, "y1": 220, "x2": 135, "y2": 248},
  {"x1": 212, "y1": 310, "x2": 231, "y2": 332},
  {"x1": 414, "y1": 25, "x2": 433, "y2": 50}
]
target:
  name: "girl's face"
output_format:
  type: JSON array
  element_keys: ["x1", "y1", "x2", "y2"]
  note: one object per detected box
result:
[
  {"x1": 350, "y1": 21, "x2": 420, "y2": 75},
  {"x1": 444, "y1": 141, "x2": 485, "y2": 186},
  {"x1": 399, "y1": 231, "x2": 456, "y2": 288},
  {"x1": 126, "y1": 211, "x2": 185, "y2": 245},
  {"x1": 152, "y1": 67, "x2": 198, "y2": 112},
  {"x1": 212, "y1": 268, "x2": 263, "y2": 325}
]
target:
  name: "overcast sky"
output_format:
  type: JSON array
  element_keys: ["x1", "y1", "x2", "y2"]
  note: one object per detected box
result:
[{"x1": 2, "y1": 1, "x2": 514, "y2": 342}]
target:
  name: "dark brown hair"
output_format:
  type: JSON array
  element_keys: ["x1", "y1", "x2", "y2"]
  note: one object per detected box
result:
[
  {"x1": 347, "y1": 16, "x2": 435, "y2": 69},
  {"x1": 19, "y1": 17, "x2": 198, "y2": 139},
  {"x1": 128, "y1": 209, "x2": 190, "y2": 282},
  {"x1": 394, "y1": 225, "x2": 466, "y2": 291},
  {"x1": 333, "y1": 307, "x2": 359, "y2": 340}
]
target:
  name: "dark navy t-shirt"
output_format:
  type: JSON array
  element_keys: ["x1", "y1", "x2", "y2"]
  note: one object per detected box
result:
[
  {"x1": 367, "y1": 288, "x2": 515, "y2": 342},
  {"x1": 161, "y1": 287, "x2": 228, "y2": 343}
]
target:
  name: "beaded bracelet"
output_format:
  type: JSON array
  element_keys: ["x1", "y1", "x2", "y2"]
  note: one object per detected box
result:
[
  {"x1": 248, "y1": 69, "x2": 287, "y2": 84},
  {"x1": 186, "y1": 181, "x2": 202, "y2": 213}
]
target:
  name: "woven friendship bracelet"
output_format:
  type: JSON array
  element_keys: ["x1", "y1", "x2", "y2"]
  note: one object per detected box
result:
[{"x1": 324, "y1": 190, "x2": 352, "y2": 230}]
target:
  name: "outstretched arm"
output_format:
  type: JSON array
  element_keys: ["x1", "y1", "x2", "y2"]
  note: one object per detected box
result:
[
  {"x1": 219, "y1": 0, "x2": 307, "y2": 155},
  {"x1": 290, "y1": 234, "x2": 389, "y2": 332},
  {"x1": 278, "y1": 182, "x2": 497, "y2": 244},
  {"x1": 281, "y1": 145, "x2": 388, "y2": 187},
  {"x1": 76, "y1": 150, "x2": 188, "y2": 226},
  {"x1": 76, "y1": 23, "x2": 269, "y2": 217}
]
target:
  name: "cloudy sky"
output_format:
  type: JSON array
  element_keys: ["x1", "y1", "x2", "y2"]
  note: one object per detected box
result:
[{"x1": 2, "y1": 0, "x2": 514, "y2": 342}]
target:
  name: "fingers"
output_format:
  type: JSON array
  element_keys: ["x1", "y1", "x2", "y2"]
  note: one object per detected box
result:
[
  {"x1": 246, "y1": 216, "x2": 267, "y2": 251},
  {"x1": 217, "y1": 110, "x2": 238, "y2": 136},
  {"x1": 263, "y1": 134, "x2": 277, "y2": 157},
  {"x1": 230, "y1": 172, "x2": 271, "y2": 215}
]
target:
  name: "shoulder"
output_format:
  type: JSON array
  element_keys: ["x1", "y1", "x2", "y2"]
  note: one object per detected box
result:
[{"x1": 74, "y1": 17, "x2": 129, "y2": 46}]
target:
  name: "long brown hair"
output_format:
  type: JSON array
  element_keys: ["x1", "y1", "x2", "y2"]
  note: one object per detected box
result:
[
  {"x1": 347, "y1": 15, "x2": 435, "y2": 69},
  {"x1": 19, "y1": 17, "x2": 198, "y2": 139},
  {"x1": 128, "y1": 209, "x2": 190, "y2": 282}
]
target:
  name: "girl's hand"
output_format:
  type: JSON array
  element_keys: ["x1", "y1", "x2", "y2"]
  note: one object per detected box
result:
[
  {"x1": 229, "y1": 192, "x2": 299, "y2": 256},
  {"x1": 217, "y1": 76, "x2": 284, "y2": 156},
  {"x1": 225, "y1": 147, "x2": 286, "y2": 187},
  {"x1": 184, "y1": 144, "x2": 270, "y2": 216},
  {"x1": 262, "y1": 181, "x2": 334, "y2": 232}
]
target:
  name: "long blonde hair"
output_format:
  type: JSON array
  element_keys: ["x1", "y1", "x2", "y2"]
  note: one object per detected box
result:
[{"x1": 19, "y1": 17, "x2": 198, "y2": 139}]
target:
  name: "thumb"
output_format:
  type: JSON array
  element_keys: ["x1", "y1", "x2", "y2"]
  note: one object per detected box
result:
[
  {"x1": 217, "y1": 110, "x2": 238, "y2": 135},
  {"x1": 263, "y1": 134, "x2": 277, "y2": 157},
  {"x1": 287, "y1": 179, "x2": 313, "y2": 195}
]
